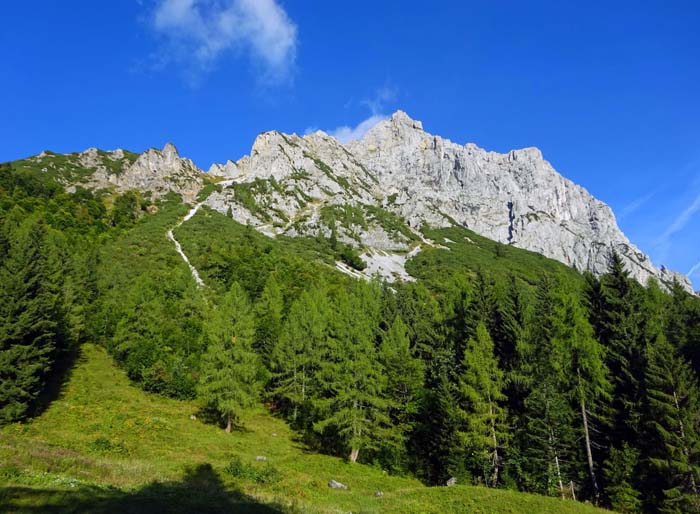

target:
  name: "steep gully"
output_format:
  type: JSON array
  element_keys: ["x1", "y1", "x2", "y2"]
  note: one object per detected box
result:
[{"x1": 168, "y1": 180, "x2": 235, "y2": 287}]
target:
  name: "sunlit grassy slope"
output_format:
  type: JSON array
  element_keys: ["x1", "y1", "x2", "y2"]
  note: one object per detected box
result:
[{"x1": 0, "y1": 344, "x2": 609, "y2": 514}]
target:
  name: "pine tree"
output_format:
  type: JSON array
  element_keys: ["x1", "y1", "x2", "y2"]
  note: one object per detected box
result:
[
  {"x1": 0, "y1": 216, "x2": 64, "y2": 423},
  {"x1": 197, "y1": 282, "x2": 261, "y2": 432},
  {"x1": 457, "y1": 322, "x2": 508, "y2": 486},
  {"x1": 379, "y1": 315, "x2": 424, "y2": 471},
  {"x1": 313, "y1": 282, "x2": 388, "y2": 463},
  {"x1": 644, "y1": 333, "x2": 700, "y2": 513}
]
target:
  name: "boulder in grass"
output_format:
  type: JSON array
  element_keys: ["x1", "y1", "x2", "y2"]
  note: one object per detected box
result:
[
  {"x1": 446, "y1": 477, "x2": 457, "y2": 487},
  {"x1": 328, "y1": 480, "x2": 348, "y2": 490}
]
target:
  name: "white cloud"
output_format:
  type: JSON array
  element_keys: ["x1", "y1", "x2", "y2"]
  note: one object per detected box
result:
[
  {"x1": 619, "y1": 192, "x2": 654, "y2": 220},
  {"x1": 150, "y1": 0, "x2": 297, "y2": 83},
  {"x1": 688, "y1": 260, "x2": 700, "y2": 277},
  {"x1": 319, "y1": 85, "x2": 398, "y2": 144},
  {"x1": 659, "y1": 193, "x2": 700, "y2": 242},
  {"x1": 329, "y1": 114, "x2": 386, "y2": 144},
  {"x1": 361, "y1": 85, "x2": 398, "y2": 115}
]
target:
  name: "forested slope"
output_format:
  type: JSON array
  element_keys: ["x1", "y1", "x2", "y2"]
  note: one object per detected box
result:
[{"x1": 2, "y1": 159, "x2": 700, "y2": 513}]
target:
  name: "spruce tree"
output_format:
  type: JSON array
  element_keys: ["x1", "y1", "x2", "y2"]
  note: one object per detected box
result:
[
  {"x1": 197, "y1": 282, "x2": 261, "y2": 432},
  {"x1": 414, "y1": 351, "x2": 466, "y2": 485},
  {"x1": 457, "y1": 322, "x2": 508, "y2": 486},
  {"x1": 603, "y1": 444, "x2": 642, "y2": 513},
  {"x1": 517, "y1": 275, "x2": 577, "y2": 498},
  {"x1": 644, "y1": 333, "x2": 700, "y2": 513},
  {"x1": 604, "y1": 253, "x2": 646, "y2": 446},
  {"x1": 0, "y1": 216, "x2": 64, "y2": 423}
]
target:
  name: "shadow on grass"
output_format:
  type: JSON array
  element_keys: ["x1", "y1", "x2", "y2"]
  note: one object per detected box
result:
[
  {"x1": 30, "y1": 348, "x2": 84, "y2": 419},
  {"x1": 0, "y1": 463, "x2": 289, "y2": 514},
  {"x1": 194, "y1": 406, "x2": 254, "y2": 433}
]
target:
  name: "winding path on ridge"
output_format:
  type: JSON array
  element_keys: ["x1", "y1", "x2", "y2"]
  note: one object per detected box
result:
[
  {"x1": 168, "y1": 179, "x2": 235, "y2": 288},
  {"x1": 168, "y1": 178, "x2": 439, "y2": 286}
]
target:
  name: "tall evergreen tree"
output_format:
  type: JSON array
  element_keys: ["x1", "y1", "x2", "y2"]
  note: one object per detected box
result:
[
  {"x1": 595, "y1": 252, "x2": 647, "y2": 449},
  {"x1": 271, "y1": 286, "x2": 329, "y2": 423},
  {"x1": 551, "y1": 284, "x2": 612, "y2": 504},
  {"x1": 197, "y1": 282, "x2": 261, "y2": 432},
  {"x1": 313, "y1": 282, "x2": 388, "y2": 463},
  {"x1": 0, "y1": 216, "x2": 64, "y2": 423},
  {"x1": 414, "y1": 351, "x2": 466, "y2": 485},
  {"x1": 457, "y1": 322, "x2": 508, "y2": 486},
  {"x1": 603, "y1": 444, "x2": 642, "y2": 513},
  {"x1": 254, "y1": 274, "x2": 284, "y2": 366},
  {"x1": 517, "y1": 275, "x2": 577, "y2": 498},
  {"x1": 379, "y1": 315, "x2": 424, "y2": 471},
  {"x1": 643, "y1": 333, "x2": 700, "y2": 513}
]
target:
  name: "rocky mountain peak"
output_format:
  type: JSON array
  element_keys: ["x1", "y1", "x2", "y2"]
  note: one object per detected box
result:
[
  {"x1": 161, "y1": 142, "x2": 180, "y2": 160},
  {"x1": 388, "y1": 110, "x2": 424, "y2": 130},
  {"x1": 39, "y1": 111, "x2": 694, "y2": 292}
]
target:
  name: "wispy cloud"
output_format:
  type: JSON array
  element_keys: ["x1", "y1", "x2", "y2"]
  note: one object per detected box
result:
[
  {"x1": 329, "y1": 114, "x2": 387, "y2": 144},
  {"x1": 619, "y1": 191, "x2": 655, "y2": 220},
  {"x1": 659, "y1": 193, "x2": 700, "y2": 242},
  {"x1": 688, "y1": 261, "x2": 700, "y2": 278},
  {"x1": 324, "y1": 85, "x2": 399, "y2": 144},
  {"x1": 148, "y1": 0, "x2": 297, "y2": 84}
]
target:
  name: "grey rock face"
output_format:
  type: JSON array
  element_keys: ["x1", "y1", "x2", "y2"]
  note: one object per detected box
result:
[
  {"x1": 79, "y1": 143, "x2": 204, "y2": 203},
  {"x1": 203, "y1": 130, "x2": 414, "y2": 252},
  {"x1": 348, "y1": 111, "x2": 693, "y2": 292},
  {"x1": 46, "y1": 111, "x2": 693, "y2": 291}
]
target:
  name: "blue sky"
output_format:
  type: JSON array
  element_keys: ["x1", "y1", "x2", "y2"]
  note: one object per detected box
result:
[{"x1": 1, "y1": 1, "x2": 699, "y2": 287}]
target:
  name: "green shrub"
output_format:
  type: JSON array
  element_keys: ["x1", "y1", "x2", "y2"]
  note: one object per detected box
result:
[{"x1": 224, "y1": 456, "x2": 282, "y2": 484}]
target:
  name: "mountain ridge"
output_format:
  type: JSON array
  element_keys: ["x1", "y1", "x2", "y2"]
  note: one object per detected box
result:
[{"x1": 12, "y1": 110, "x2": 694, "y2": 293}]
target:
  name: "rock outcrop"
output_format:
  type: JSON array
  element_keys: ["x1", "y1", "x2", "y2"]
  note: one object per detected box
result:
[
  {"x1": 33, "y1": 111, "x2": 694, "y2": 291},
  {"x1": 348, "y1": 111, "x2": 693, "y2": 292},
  {"x1": 74, "y1": 143, "x2": 204, "y2": 202}
]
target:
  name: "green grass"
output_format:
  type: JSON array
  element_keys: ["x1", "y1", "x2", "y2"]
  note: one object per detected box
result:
[
  {"x1": 408, "y1": 225, "x2": 584, "y2": 291},
  {"x1": 0, "y1": 344, "x2": 610, "y2": 514}
]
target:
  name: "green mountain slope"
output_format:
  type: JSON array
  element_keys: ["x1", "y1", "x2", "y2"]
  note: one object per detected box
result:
[{"x1": 0, "y1": 344, "x2": 608, "y2": 514}]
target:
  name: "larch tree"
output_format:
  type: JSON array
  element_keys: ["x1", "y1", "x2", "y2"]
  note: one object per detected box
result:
[
  {"x1": 197, "y1": 282, "x2": 261, "y2": 432},
  {"x1": 313, "y1": 282, "x2": 388, "y2": 463},
  {"x1": 271, "y1": 286, "x2": 329, "y2": 423},
  {"x1": 457, "y1": 322, "x2": 508, "y2": 487}
]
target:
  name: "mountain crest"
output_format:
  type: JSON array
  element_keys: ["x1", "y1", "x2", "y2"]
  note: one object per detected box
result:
[{"x1": 22, "y1": 112, "x2": 694, "y2": 292}]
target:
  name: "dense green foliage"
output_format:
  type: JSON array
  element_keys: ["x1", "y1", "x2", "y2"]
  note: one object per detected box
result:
[
  {"x1": 2, "y1": 158, "x2": 700, "y2": 513},
  {"x1": 0, "y1": 343, "x2": 608, "y2": 514}
]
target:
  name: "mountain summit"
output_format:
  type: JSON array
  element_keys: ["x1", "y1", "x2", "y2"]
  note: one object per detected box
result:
[{"x1": 20, "y1": 111, "x2": 694, "y2": 292}]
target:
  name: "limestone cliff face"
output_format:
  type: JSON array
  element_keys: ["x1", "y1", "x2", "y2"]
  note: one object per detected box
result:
[
  {"x1": 38, "y1": 111, "x2": 693, "y2": 290},
  {"x1": 76, "y1": 143, "x2": 203, "y2": 202},
  {"x1": 348, "y1": 111, "x2": 692, "y2": 291}
]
